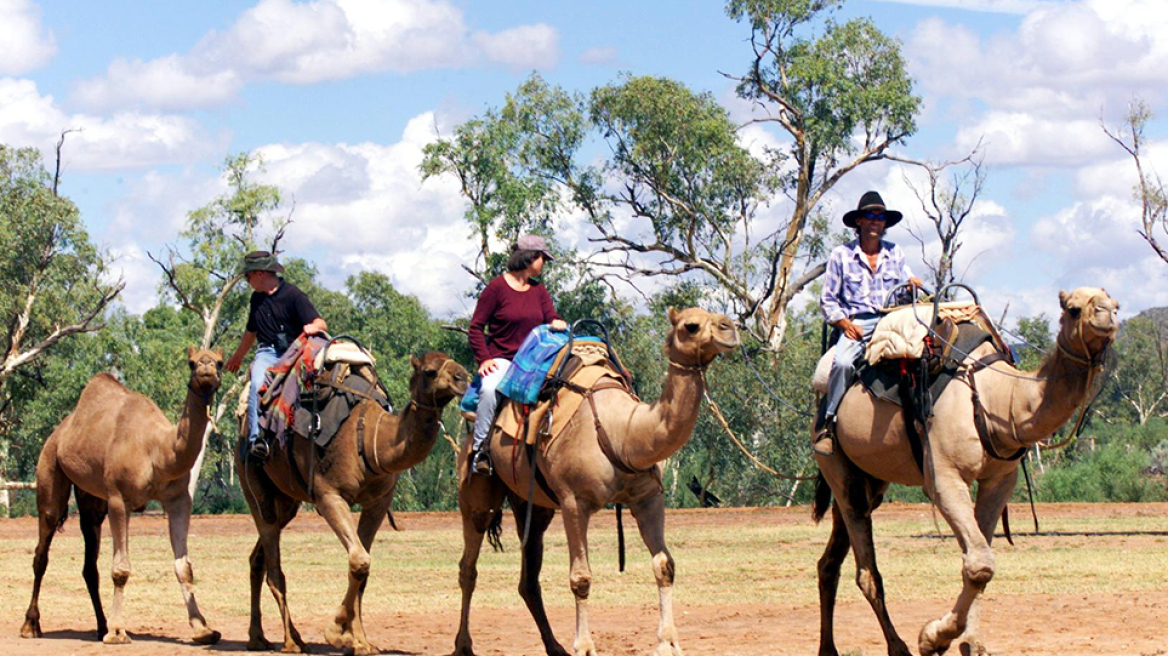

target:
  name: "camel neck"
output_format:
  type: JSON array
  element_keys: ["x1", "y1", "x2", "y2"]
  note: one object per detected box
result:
[
  {"x1": 1007, "y1": 347, "x2": 1094, "y2": 446},
  {"x1": 372, "y1": 399, "x2": 443, "y2": 473},
  {"x1": 172, "y1": 387, "x2": 212, "y2": 472},
  {"x1": 620, "y1": 361, "x2": 705, "y2": 470}
]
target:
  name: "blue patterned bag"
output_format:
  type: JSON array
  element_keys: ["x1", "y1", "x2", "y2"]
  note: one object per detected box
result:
[{"x1": 497, "y1": 325, "x2": 601, "y2": 405}]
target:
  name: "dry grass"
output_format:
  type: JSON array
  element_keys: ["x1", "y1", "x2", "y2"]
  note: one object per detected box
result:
[{"x1": 1, "y1": 504, "x2": 1166, "y2": 633}]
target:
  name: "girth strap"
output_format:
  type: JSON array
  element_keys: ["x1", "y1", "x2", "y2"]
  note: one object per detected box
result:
[
  {"x1": 965, "y1": 353, "x2": 1027, "y2": 461},
  {"x1": 584, "y1": 380, "x2": 655, "y2": 475}
]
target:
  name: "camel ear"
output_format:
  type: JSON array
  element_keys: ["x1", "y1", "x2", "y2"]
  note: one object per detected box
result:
[
  {"x1": 668, "y1": 307, "x2": 680, "y2": 325},
  {"x1": 411, "y1": 356, "x2": 422, "y2": 371},
  {"x1": 214, "y1": 347, "x2": 224, "y2": 359},
  {"x1": 187, "y1": 345, "x2": 196, "y2": 359},
  {"x1": 1058, "y1": 290, "x2": 1070, "y2": 310}
]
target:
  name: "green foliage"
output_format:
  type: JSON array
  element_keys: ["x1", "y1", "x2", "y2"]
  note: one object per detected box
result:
[
  {"x1": 1013, "y1": 313, "x2": 1053, "y2": 371},
  {"x1": 1034, "y1": 443, "x2": 1167, "y2": 502}
]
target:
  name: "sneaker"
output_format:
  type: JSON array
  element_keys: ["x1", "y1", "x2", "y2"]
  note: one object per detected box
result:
[
  {"x1": 812, "y1": 422, "x2": 835, "y2": 457},
  {"x1": 471, "y1": 448, "x2": 493, "y2": 476},
  {"x1": 248, "y1": 437, "x2": 270, "y2": 463}
]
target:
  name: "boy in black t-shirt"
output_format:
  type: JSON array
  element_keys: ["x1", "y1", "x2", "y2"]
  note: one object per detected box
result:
[{"x1": 225, "y1": 251, "x2": 327, "y2": 460}]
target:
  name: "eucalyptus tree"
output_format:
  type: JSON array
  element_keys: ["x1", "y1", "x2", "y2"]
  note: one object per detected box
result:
[
  {"x1": 726, "y1": 0, "x2": 920, "y2": 345},
  {"x1": 1103, "y1": 97, "x2": 1168, "y2": 265},
  {"x1": 150, "y1": 152, "x2": 287, "y2": 498},
  {"x1": 0, "y1": 144, "x2": 122, "y2": 514}
]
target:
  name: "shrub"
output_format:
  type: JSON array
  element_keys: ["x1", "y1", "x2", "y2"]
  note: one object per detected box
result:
[{"x1": 1035, "y1": 444, "x2": 1168, "y2": 502}]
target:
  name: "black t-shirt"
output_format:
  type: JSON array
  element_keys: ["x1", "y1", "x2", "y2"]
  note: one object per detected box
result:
[{"x1": 246, "y1": 281, "x2": 321, "y2": 349}]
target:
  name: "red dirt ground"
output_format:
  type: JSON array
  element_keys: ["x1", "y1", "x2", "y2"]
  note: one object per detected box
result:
[{"x1": 2, "y1": 506, "x2": 1166, "y2": 656}]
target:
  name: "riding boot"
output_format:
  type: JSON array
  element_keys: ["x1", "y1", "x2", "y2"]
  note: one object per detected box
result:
[
  {"x1": 470, "y1": 444, "x2": 493, "y2": 476},
  {"x1": 248, "y1": 433, "x2": 271, "y2": 463},
  {"x1": 812, "y1": 397, "x2": 835, "y2": 457}
]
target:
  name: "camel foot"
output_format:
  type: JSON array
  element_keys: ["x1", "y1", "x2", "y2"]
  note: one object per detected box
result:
[
  {"x1": 246, "y1": 635, "x2": 273, "y2": 652},
  {"x1": 572, "y1": 639, "x2": 599, "y2": 656},
  {"x1": 547, "y1": 644, "x2": 571, "y2": 656},
  {"x1": 919, "y1": 619, "x2": 951, "y2": 656},
  {"x1": 344, "y1": 642, "x2": 379, "y2": 656},
  {"x1": 451, "y1": 639, "x2": 476, "y2": 656},
  {"x1": 958, "y1": 638, "x2": 987, "y2": 656},
  {"x1": 654, "y1": 642, "x2": 683, "y2": 656},
  {"x1": 324, "y1": 620, "x2": 354, "y2": 649},
  {"x1": 19, "y1": 618, "x2": 41, "y2": 639},
  {"x1": 191, "y1": 627, "x2": 222, "y2": 645},
  {"x1": 281, "y1": 641, "x2": 306, "y2": 654},
  {"x1": 103, "y1": 629, "x2": 132, "y2": 645}
]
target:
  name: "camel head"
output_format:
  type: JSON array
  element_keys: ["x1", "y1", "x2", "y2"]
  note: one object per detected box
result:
[
  {"x1": 1057, "y1": 287, "x2": 1119, "y2": 361},
  {"x1": 186, "y1": 346, "x2": 224, "y2": 395},
  {"x1": 408, "y1": 351, "x2": 470, "y2": 408},
  {"x1": 665, "y1": 307, "x2": 741, "y2": 369}
]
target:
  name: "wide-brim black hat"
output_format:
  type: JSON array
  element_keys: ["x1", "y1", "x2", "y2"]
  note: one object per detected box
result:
[{"x1": 842, "y1": 191, "x2": 903, "y2": 229}]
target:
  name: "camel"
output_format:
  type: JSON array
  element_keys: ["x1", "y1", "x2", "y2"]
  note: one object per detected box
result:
[
  {"x1": 454, "y1": 307, "x2": 741, "y2": 656},
  {"x1": 21, "y1": 346, "x2": 225, "y2": 645},
  {"x1": 813, "y1": 287, "x2": 1118, "y2": 656},
  {"x1": 238, "y1": 351, "x2": 468, "y2": 655}
]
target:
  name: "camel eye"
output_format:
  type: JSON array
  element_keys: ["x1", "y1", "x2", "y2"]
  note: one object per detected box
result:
[{"x1": 684, "y1": 323, "x2": 700, "y2": 335}]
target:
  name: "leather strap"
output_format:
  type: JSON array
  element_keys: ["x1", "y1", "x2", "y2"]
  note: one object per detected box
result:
[
  {"x1": 586, "y1": 380, "x2": 655, "y2": 475},
  {"x1": 965, "y1": 353, "x2": 1026, "y2": 461}
]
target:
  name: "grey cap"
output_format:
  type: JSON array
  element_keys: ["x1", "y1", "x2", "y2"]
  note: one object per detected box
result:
[
  {"x1": 239, "y1": 250, "x2": 285, "y2": 274},
  {"x1": 514, "y1": 234, "x2": 554, "y2": 260}
]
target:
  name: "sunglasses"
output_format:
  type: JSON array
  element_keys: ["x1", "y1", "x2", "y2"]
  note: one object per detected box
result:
[{"x1": 860, "y1": 210, "x2": 887, "y2": 222}]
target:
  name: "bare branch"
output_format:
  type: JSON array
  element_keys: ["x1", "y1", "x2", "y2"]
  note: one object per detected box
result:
[
  {"x1": 52, "y1": 128, "x2": 82, "y2": 197},
  {"x1": 147, "y1": 248, "x2": 198, "y2": 314}
]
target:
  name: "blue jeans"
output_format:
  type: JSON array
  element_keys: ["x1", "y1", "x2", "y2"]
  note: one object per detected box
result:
[
  {"x1": 247, "y1": 347, "x2": 279, "y2": 443},
  {"x1": 472, "y1": 358, "x2": 511, "y2": 451},
  {"x1": 824, "y1": 313, "x2": 881, "y2": 418}
]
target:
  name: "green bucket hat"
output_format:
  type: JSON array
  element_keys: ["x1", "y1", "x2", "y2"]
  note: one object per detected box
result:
[{"x1": 239, "y1": 250, "x2": 285, "y2": 274}]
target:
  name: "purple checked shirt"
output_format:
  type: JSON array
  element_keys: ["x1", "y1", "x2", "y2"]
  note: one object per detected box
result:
[{"x1": 820, "y1": 239, "x2": 915, "y2": 323}]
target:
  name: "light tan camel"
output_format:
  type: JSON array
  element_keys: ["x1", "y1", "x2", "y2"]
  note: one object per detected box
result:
[
  {"x1": 454, "y1": 307, "x2": 740, "y2": 656},
  {"x1": 21, "y1": 346, "x2": 225, "y2": 645},
  {"x1": 238, "y1": 351, "x2": 468, "y2": 655},
  {"x1": 813, "y1": 287, "x2": 1118, "y2": 656}
]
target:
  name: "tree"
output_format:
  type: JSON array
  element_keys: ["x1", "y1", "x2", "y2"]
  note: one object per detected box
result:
[
  {"x1": 1102, "y1": 97, "x2": 1168, "y2": 265},
  {"x1": 0, "y1": 144, "x2": 123, "y2": 514},
  {"x1": 1110, "y1": 314, "x2": 1168, "y2": 425},
  {"x1": 892, "y1": 147, "x2": 987, "y2": 290},
  {"x1": 726, "y1": 0, "x2": 920, "y2": 345},
  {"x1": 150, "y1": 152, "x2": 287, "y2": 499}
]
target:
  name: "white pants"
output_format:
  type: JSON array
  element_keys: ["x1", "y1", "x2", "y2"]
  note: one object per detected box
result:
[{"x1": 472, "y1": 358, "x2": 511, "y2": 450}]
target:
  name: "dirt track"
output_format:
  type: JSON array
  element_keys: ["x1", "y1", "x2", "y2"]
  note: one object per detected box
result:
[{"x1": 2, "y1": 505, "x2": 1166, "y2": 656}]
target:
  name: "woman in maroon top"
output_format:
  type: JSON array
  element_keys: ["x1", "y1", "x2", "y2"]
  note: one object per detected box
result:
[{"x1": 468, "y1": 235, "x2": 567, "y2": 474}]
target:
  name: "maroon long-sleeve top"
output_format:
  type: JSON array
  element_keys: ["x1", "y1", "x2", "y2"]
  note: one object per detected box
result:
[{"x1": 468, "y1": 276, "x2": 562, "y2": 364}]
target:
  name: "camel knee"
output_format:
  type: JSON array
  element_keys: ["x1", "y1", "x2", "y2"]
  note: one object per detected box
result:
[
  {"x1": 855, "y1": 567, "x2": 879, "y2": 601},
  {"x1": 963, "y1": 550, "x2": 994, "y2": 587},
  {"x1": 174, "y1": 558, "x2": 194, "y2": 585},
  {"x1": 111, "y1": 567, "x2": 131, "y2": 587},
  {"x1": 817, "y1": 552, "x2": 842, "y2": 582},
  {"x1": 348, "y1": 551, "x2": 371, "y2": 579},
  {"x1": 651, "y1": 552, "x2": 675, "y2": 586},
  {"x1": 569, "y1": 572, "x2": 591, "y2": 599},
  {"x1": 459, "y1": 560, "x2": 478, "y2": 590}
]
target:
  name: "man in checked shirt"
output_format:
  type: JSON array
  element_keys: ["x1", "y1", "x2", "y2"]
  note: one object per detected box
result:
[{"x1": 814, "y1": 191, "x2": 923, "y2": 456}]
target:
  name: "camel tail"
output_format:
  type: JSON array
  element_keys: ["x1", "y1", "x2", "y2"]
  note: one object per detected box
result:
[
  {"x1": 812, "y1": 472, "x2": 832, "y2": 524},
  {"x1": 485, "y1": 508, "x2": 504, "y2": 553}
]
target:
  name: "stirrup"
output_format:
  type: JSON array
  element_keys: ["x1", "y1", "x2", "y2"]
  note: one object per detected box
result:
[
  {"x1": 248, "y1": 437, "x2": 270, "y2": 463},
  {"x1": 812, "y1": 422, "x2": 835, "y2": 457},
  {"x1": 471, "y1": 448, "x2": 493, "y2": 476}
]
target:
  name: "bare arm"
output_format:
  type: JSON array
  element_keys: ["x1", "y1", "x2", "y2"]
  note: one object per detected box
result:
[
  {"x1": 225, "y1": 331, "x2": 256, "y2": 373},
  {"x1": 303, "y1": 317, "x2": 327, "y2": 336}
]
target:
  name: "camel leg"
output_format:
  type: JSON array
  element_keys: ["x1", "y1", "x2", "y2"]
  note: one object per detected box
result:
[
  {"x1": 453, "y1": 467, "x2": 507, "y2": 656},
  {"x1": 630, "y1": 494, "x2": 683, "y2": 656},
  {"x1": 817, "y1": 451, "x2": 910, "y2": 656},
  {"x1": 77, "y1": 490, "x2": 109, "y2": 639},
  {"x1": 510, "y1": 498, "x2": 568, "y2": 656},
  {"x1": 162, "y1": 492, "x2": 221, "y2": 645},
  {"x1": 815, "y1": 503, "x2": 852, "y2": 656},
  {"x1": 103, "y1": 493, "x2": 133, "y2": 644},
  {"x1": 918, "y1": 468, "x2": 999, "y2": 656},
  {"x1": 248, "y1": 483, "x2": 305, "y2": 653},
  {"x1": 246, "y1": 540, "x2": 274, "y2": 651},
  {"x1": 20, "y1": 459, "x2": 71, "y2": 640},
  {"x1": 323, "y1": 493, "x2": 393, "y2": 654},
  {"x1": 316, "y1": 492, "x2": 377, "y2": 656},
  {"x1": 954, "y1": 471, "x2": 1018, "y2": 656},
  {"x1": 561, "y1": 497, "x2": 599, "y2": 656}
]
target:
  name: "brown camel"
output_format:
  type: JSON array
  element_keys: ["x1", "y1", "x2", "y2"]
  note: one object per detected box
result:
[
  {"x1": 21, "y1": 346, "x2": 225, "y2": 645},
  {"x1": 813, "y1": 287, "x2": 1118, "y2": 656},
  {"x1": 238, "y1": 351, "x2": 468, "y2": 655},
  {"x1": 454, "y1": 307, "x2": 740, "y2": 656}
]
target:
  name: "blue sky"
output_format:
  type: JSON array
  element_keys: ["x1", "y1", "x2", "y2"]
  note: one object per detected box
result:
[{"x1": 4, "y1": 0, "x2": 1168, "y2": 323}]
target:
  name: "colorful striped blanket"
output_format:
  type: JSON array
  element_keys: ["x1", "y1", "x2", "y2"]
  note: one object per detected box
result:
[{"x1": 258, "y1": 334, "x2": 329, "y2": 447}]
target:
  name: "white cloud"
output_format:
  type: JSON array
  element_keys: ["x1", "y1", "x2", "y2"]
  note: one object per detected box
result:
[
  {"x1": 579, "y1": 46, "x2": 619, "y2": 66},
  {"x1": 873, "y1": 0, "x2": 1056, "y2": 14},
  {"x1": 107, "y1": 243, "x2": 163, "y2": 316},
  {"x1": 955, "y1": 112, "x2": 1115, "y2": 167},
  {"x1": 73, "y1": 0, "x2": 561, "y2": 111},
  {"x1": 0, "y1": 78, "x2": 226, "y2": 171},
  {"x1": 0, "y1": 0, "x2": 56, "y2": 75}
]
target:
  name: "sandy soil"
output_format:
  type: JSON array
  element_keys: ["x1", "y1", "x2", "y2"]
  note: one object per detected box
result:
[{"x1": 2, "y1": 506, "x2": 1166, "y2": 656}]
